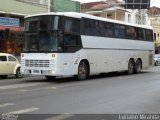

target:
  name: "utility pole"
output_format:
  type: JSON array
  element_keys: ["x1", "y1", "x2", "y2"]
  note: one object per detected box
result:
[{"x1": 48, "y1": 0, "x2": 51, "y2": 12}]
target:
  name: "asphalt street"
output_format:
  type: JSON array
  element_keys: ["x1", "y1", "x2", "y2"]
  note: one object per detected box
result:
[{"x1": 0, "y1": 66, "x2": 160, "y2": 120}]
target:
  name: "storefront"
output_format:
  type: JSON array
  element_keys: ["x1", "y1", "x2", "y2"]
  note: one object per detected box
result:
[{"x1": 0, "y1": 17, "x2": 24, "y2": 57}]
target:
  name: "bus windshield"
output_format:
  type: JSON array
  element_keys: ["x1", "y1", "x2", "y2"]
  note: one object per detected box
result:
[{"x1": 23, "y1": 15, "x2": 62, "y2": 52}]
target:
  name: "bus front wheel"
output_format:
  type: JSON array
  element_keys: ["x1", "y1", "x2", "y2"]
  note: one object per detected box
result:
[
  {"x1": 128, "y1": 59, "x2": 135, "y2": 75},
  {"x1": 77, "y1": 61, "x2": 89, "y2": 80}
]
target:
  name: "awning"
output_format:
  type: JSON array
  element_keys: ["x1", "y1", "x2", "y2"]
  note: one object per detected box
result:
[{"x1": 0, "y1": 25, "x2": 24, "y2": 31}]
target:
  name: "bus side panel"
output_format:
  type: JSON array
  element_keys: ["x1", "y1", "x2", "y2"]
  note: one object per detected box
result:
[{"x1": 79, "y1": 35, "x2": 154, "y2": 74}]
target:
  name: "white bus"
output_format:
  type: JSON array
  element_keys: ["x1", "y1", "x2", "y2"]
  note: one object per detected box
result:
[{"x1": 21, "y1": 12, "x2": 154, "y2": 80}]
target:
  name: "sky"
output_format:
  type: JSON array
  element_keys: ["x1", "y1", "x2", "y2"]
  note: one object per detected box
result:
[{"x1": 72, "y1": 0, "x2": 160, "y2": 8}]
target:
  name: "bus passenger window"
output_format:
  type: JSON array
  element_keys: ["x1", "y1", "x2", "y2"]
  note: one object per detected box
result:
[
  {"x1": 95, "y1": 21, "x2": 100, "y2": 35},
  {"x1": 65, "y1": 19, "x2": 72, "y2": 32},
  {"x1": 138, "y1": 28, "x2": 146, "y2": 40},
  {"x1": 114, "y1": 24, "x2": 125, "y2": 38},
  {"x1": 64, "y1": 18, "x2": 80, "y2": 33},
  {"x1": 83, "y1": 19, "x2": 96, "y2": 35},
  {"x1": 104, "y1": 22, "x2": 114, "y2": 37},
  {"x1": 72, "y1": 19, "x2": 80, "y2": 33},
  {"x1": 99, "y1": 21, "x2": 105, "y2": 36},
  {"x1": 64, "y1": 35, "x2": 82, "y2": 52},
  {"x1": 146, "y1": 30, "x2": 153, "y2": 41},
  {"x1": 126, "y1": 26, "x2": 137, "y2": 39},
  {"x1": 89, "y1": 20, "x2": 96, "y2": 35},
  {"x1": 83, "y1": 19, "x2": 90, "y2": 35}
]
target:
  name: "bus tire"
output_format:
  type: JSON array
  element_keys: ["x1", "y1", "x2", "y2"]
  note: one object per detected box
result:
[
  {"x1": 45, "y1": 76, "x2": 56, "y2": 80},
  {"x1": 155, "y1": 61, "x2": 158, "y2": 66},
  {"x1": 134, "y1": 59, "x2": 142, "y2": 74},
  {"x1": 77, "y1": 60, "x2": 89, "y2": 80},
  {"x1": 128, "y1": 59, "x2": 135, "y2": 75}
]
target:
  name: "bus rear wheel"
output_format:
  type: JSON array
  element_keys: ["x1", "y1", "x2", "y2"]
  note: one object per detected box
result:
[
  {"x1": 134, "y1": 59, "x2": 142, "y2": 74},
  {"x1": 77, "y1": 61, "x2": 89, "y2": 80},
  {"x1": 45, "y1": 76, "x2": 56, "y2": 80},
  {"x1": 128, "y1": 59, "x2": 135, "y2": 75}
]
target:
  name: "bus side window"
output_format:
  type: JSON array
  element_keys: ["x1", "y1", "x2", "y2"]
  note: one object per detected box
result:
[
  {"x1": 105, "y1": 22, "x2": 114, "y2": 37},
  {"x1": 126, "y1": 26, "x2": 137, "y2": 39},
  {"x1": 83, "y1": 18, "x2": 90, "y2": 35},
  {"x1": 64, "y1": 18, "x2": 80, "y2": 34},
  {"x1": 114, "y1": 24, "x2": 125, "y2": 38},
  {"x1": 89, "y1": 20, "x2": 96, "y2": 35},
  {"x1": 64, "y1": 19, "x2": 72, "y2": 32},
  {"x1": 138, "y1": 28, "x2": 146, "y2": 40},
  {"x1": 83, "y1": 18, "x2": 97, "y2": 36},
  {"x1": 64, "y1": 35, "x2": 82, "y2": 52},
  {"x1": 99, "y1": 21, "x2": 105, "y2": 36},
  {"x1": 95, "y1": 20, "x2": 100, "y2": 36},
  {"x1": 146, "y1": 29, "x2": 153, "y2": 41}
]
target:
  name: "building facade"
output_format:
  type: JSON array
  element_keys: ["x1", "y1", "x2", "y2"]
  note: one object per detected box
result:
[
  {"x1": 0, "y1": 0, "x2": 48, "y2": 57},
  {"x1": 150, "y1": 16, "x2": 160, "y2": 54},
  {"x1": 81, "y1": 0, "x2": 149, "y2": 25},
  {"x1": 149, "y1": 7, "x2": 160, "y2": 54}
]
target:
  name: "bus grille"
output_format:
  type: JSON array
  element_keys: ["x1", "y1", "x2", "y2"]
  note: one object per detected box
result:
[{"x1": 22, "y1": 60, "x2": 54, "y2": 68}]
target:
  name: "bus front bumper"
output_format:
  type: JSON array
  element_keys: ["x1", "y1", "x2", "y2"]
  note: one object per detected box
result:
[{"x1": 21, "y1": 69, "x2": 56, "y2": 76}]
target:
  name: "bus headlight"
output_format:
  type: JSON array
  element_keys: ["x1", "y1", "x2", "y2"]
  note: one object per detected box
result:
[{"x1": 51, "y1": 70, "x2": 55, "y2": 74}]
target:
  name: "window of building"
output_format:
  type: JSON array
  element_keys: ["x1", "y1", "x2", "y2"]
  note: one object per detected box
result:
[
  {"x1": 128, "y1": 14, "x2": 131, "y2": 23},
  {"x1": 18, "y1": 0, "x2": 48, "y2": 5}
]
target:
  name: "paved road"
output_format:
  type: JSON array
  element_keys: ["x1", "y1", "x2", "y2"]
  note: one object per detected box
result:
[{"x1": 0, "y1": 66, "x2": 160, "y2": 119}]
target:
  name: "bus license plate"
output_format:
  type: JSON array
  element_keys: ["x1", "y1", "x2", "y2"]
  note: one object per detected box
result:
[{"x1": 32, "y1": 70, "x2": 40, "y2": 74}]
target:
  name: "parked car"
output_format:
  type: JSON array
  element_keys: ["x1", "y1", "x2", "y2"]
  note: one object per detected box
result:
[
  {"x1": 0, "y1": 53, "x2": 23, "y2": 79},
  {"x1": 154, "y1": 54, "x2": 160, "y2": 66}
]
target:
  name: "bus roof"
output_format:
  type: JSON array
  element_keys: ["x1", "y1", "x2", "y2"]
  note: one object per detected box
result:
[{"x1": 25, "y1": 12, "x2": 152, "y2": 30}]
